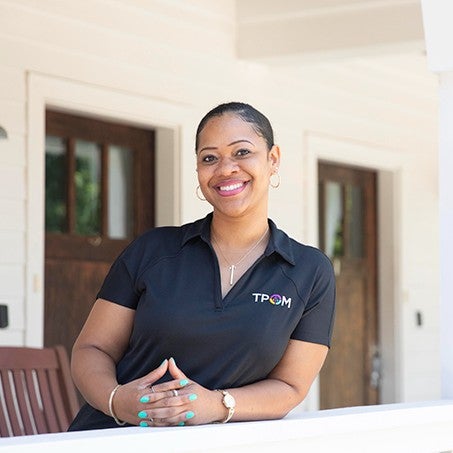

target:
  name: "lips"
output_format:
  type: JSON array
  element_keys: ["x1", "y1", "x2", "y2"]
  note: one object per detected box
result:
[{"x1": 215, "y1": 180, "x2": 248, "y2": 196}]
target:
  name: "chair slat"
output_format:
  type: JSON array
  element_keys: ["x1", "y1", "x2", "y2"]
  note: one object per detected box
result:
[
  {"x1": 24, "y1": 369, "x2": 49, "y2": 434},
  {"x1": 47, "y1": 369, "x2": 70, "y2": 431},
  {"x1": 0, "y1": 405, "x2": 11, "y2": 436},
  {"x1": 54, "y1": 345, "x2": 80, "y2": 418},
  {"x1": 35, "y1": 368, "x2": 60, "y2": 433},
  {"x1": 11, "y1": 370, "x2": 36, "y2": 435},
  {"x1": 0, "y1": 373, "x2": 12, "y2": 437},
  {"x1": 0, "y1": 369, "x2": 23, "y2": 436}
]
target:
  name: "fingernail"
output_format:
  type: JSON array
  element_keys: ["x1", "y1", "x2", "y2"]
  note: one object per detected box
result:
[
  {"x1": 139, "y1": 421, "x2": 148, "y2": 427},
  {"x1": 180, "y1": 379, "x2": 189, "y2": 387},
  {"x1": 185, "y1": 411, "x2": 195, "y2": 420},
  {"x1": 188, "y1": 394, "x2": 197, "y2": 401},
  {"x1": 140, "y1": 396, "x2": 150, "y2": 403},
  {"x1": 138, "y1": 411, "x2": 147, "y2": 419},
  {"x1": 170, "y1": 357, "x2": 176, "y2": 364},
  {"x1": 160, "y1": 359, "x2": 168, "y2": 366},
  {"x1": 178, "y1": 422, "x2": 185, "y2": 426}
]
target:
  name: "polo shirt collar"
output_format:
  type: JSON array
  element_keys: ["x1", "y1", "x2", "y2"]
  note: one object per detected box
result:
[{"x1": 182, "y1": 213, "x2": 296, "y2": 266}]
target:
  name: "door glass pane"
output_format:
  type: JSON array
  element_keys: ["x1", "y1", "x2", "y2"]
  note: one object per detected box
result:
[
  {"x1": 75, "y1": 140, "x2": 101, "y2": 236},
  {"x1": 45, "y1": 136, "x2": 67, "y2": 233},
  {"x1": 324, "y1": 181, "x2": 343, "y2": 258},
  {"x1": 108, "y1": 145, "x2": 133, "y2": 239},
  {"x1": 345, "y1": 184, "x2": 364, "y2": 258}
]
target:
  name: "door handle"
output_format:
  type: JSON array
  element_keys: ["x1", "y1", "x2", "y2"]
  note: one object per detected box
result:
[
  {"x1": 370, "y1": 350, "x2": 381, "y2": 389},
  {"x1": 87, "y1": 236, "x2": 102, "y2": 246},
  {"x1": 332, "y1": 257, "x2": 341, "y2": 276}
]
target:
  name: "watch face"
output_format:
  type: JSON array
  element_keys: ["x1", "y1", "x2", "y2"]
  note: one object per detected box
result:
[{"x1": 224, "y1": 393, "x2": 235, "y2": 409}]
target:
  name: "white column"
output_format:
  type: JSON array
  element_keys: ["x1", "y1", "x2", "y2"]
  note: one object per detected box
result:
[
  {"x1": 438, "y1": 73, "x2": 453, "y2": 398},
  {"x1": 421, "y1": 0, "x2": 453, "y2": 399}
]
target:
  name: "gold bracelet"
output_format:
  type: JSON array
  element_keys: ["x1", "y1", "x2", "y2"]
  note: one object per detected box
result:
[{"x1": 108, "y1": 384, "x2": 126, "y2": 426}]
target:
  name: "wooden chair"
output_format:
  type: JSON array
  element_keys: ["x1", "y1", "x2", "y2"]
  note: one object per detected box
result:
[{"x1": 0, "y1": 345, "x2": 80, "y2": 437}]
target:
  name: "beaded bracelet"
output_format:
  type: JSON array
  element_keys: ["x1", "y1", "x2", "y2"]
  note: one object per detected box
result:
[{"x1": 108, "y1": 384, "x2": 126, "y2": 426}]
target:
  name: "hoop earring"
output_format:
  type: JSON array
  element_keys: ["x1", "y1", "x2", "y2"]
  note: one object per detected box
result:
[
  {"x1": 269, "y1": 172, "x2": 281, "y2": 189},
  {"x1": 196, "y1": 185, "x2": 206, "y2": 201}
]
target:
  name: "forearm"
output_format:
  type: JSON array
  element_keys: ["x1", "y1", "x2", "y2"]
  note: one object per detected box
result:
[
  {"x1": 217, "y1": 340, "x2": 328, "y2": 423},
  {"x1": 71, "y1": 344, "x2": 119, "y2": 415},
  {"x1": 224, "y1": 378, "x2": 305, "y2": 422},
  {"x1": 70, "y1": 299, "x2": 135, "y2": 415}
]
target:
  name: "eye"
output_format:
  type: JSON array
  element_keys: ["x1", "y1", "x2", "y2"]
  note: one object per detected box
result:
[
  {"x1": 201, "y1": 154, "x2": 217, "y2": 164},
  {"x1": 236, "y1": 148, "x2": 251, "y2": 157}
]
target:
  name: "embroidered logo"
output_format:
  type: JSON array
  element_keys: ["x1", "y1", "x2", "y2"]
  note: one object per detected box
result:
[{"x1": 252, "y1": 293, "x2": 291, "y2": 309}]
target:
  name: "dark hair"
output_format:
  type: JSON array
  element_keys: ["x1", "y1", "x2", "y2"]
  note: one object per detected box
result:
[{"x1": 195, "y1": 102, "x2": 274, "y2": 151}]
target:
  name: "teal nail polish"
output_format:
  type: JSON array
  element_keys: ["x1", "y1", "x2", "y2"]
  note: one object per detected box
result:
[
  {"x1": 139, "y1": 421, "x2": 148, "y2": 427},
  {"x1": 188, "y1": 394, "x2": 197, "y2": 401},
  {"x1": 140, "y1": 396, "x2": 150, "y2": 403},
  {"x1": 178, "y1": 422, "x2": 185, "y2": 426},
  {"x1": 138, "y1": 410, "x2": 147, "y2": 419},
  {"x1": 185, "y1": 411, "x2": 195, "y2": 420},
  {"x1": 180, "y1": 379, "x2": 189, "y2": 387}
]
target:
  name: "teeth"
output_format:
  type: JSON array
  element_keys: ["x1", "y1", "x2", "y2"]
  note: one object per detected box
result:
[{"x1": 219, "y1": 182, "x2": 243, "y2": 192}]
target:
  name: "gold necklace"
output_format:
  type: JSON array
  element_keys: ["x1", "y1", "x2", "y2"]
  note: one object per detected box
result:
[{"x1": 212, "y1": 228, "x2": 269, "y2": 286}]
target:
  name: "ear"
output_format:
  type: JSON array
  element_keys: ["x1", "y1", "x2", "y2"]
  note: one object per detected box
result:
[{"x1": 269, "y1": 145, "x2": 281, "y2": 171}]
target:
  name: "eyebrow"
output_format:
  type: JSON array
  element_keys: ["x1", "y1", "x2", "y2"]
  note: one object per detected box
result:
[{"x1": 199, "y1": 139, "x2": 254, "y2": 153}]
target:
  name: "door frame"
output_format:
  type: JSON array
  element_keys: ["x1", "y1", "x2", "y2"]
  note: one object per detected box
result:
[
  {"x1": 304, "y1": 131, "x2": 405, "y2": 408},
  {"x1": 26, "y1": 72, "x2": 194, "y2": 349}
]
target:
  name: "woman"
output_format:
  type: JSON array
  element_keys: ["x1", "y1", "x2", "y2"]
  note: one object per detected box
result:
[{"x1": 69, "y1": 102, "x2": 335, "y2": 430}]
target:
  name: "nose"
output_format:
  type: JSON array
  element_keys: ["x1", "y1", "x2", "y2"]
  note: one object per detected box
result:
[{"x1": 216, "y1": 156, "x2": 239, "y2": 175}]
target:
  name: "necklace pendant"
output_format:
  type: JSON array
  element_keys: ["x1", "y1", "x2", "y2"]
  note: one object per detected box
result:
[{"x1": 229, "y1": 264, "x2": 236, "y2": 286}]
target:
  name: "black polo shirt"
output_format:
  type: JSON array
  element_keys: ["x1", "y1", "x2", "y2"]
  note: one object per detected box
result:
[{"x1": 69, "y1": 213, "x2": 335, "y2": 431}]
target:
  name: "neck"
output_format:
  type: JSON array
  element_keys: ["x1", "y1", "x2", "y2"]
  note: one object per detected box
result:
[{"x1": 210, "y1": 211, "x2": 269, "y2": 248}]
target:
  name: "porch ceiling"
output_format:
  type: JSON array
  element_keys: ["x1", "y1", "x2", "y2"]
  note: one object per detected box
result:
[{"x1": 236, "y1": 0, "x2": 426, "y2": 64}]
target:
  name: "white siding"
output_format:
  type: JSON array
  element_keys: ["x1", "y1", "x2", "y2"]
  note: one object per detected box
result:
[
  {"x1": 0, "y1": 0, "x2": 440, "y2": 404},
  {"x1": 0, "y1": 63, "x2": 27, "y2": 346}
]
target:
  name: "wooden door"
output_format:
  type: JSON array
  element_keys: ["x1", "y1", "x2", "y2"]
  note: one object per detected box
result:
[
  {"x1": 318, "y1": 162, "x2": 379, "y2": 409},
  {"x1": 44, "y1": 111, "x2": 155, "y2": 358}
]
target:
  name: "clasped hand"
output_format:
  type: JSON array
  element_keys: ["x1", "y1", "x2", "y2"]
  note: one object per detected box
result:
[{"x1": 111, "y1": 357, "x2": 223, "y2": 427}]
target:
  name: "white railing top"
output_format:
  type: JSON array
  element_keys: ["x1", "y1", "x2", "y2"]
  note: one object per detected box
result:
[{"x1": 1, "y1": 400, "x2": 452, "y2": 453}]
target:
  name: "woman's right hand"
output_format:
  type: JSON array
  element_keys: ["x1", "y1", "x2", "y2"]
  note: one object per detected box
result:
[{"x1": 110, "y1": 359, "x2": 170, "y2": 425}]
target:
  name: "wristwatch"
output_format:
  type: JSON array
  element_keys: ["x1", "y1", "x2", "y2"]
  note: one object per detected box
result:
[{"x1": 216, "y1": 389, "x2": 236, "y2": 423}]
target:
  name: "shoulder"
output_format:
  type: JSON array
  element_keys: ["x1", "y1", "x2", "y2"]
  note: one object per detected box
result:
[
  {"x1": 269, "y1": 223, "x2": 335, "y2": 294},
  {"x1": 292, "y1": 240, "x2": 333, "y2": 270},
  {"x1": 270, "y1": 219, "x2": 333, "y2": 273},
  {"x1": 128, "y1": 225, "x2": 181, "y2": 251},
  {"x1": 290, "y1": 242, "x2": 334, "y2": 292},
  {"x1": 278, "y1": 234, "x2": 335, "y2": 309},
  {"x1": 118, "y1": 218, "x2": 205, "y2": 266}
]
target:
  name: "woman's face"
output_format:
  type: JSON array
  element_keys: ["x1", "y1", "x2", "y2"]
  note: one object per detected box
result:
[{"x1": 196, "y1": 113, "x2": 280, "y2": 219}]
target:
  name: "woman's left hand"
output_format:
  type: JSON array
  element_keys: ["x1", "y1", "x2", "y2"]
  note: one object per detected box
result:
[{"x1": 136, "y1": 358, "x2": 225, "y2": 427}]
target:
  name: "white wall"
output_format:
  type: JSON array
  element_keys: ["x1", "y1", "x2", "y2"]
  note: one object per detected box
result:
[{"x1": 0, "y1": 0, "x2": 440, "y2": 404}]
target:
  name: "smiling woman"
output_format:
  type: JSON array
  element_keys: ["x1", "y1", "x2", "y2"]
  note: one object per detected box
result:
[{"x1": 68, "y1": 102, "x2": 336, "y2": 431}]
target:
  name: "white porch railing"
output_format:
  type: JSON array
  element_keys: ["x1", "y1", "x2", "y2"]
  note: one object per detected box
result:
[{"x1": 0, "y1": 400, "x2": 452, "y2": 453}]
